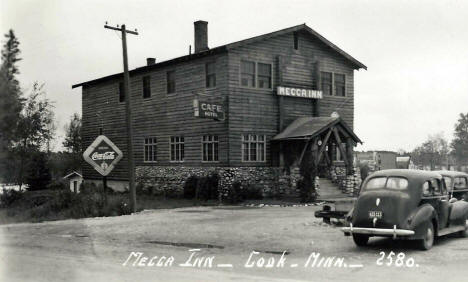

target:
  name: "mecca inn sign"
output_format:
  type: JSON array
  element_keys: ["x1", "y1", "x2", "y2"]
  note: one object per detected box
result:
[
  {"x1": 83, "y1": 135, "x2": 123, "y2": 176},
  {"x1": 277, "y1": 86, "x2": 323, "y2": 99}
]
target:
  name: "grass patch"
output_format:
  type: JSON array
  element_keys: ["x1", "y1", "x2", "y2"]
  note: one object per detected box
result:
[{"x1": 0, "y1": 189, "x2": 220, "y2": 225}]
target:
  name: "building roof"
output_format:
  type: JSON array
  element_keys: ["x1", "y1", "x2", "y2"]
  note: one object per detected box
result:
[
  {"x1": 72, "y1": 24, "x2": 366, "y2": 89},
  {"x1": 63, "y1": 171, "x2": 83, "y2": 179},
  {"x1": 272, "y1": 116, "x2": 362, "y2": 143}
]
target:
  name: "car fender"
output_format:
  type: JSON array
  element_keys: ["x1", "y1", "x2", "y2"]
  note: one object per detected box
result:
[
  {"x1": 449, "y1": 200, "x2": 468, "y2": 226},
  {"x1": 406, "y1": 204, "x2": 437, "y2": 239}
]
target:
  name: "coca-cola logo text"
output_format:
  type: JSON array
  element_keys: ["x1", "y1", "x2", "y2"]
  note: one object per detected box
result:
[{"x1": 91, "y1": 151, "x2": 116, "y2": 161}]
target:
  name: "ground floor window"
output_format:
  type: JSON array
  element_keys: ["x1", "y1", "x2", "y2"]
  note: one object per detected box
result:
[
  {"x1": 202, "y1": 135, "x2": 219, "y2": 162},
  {"x1": 170, "y1": 136, "x2": 184, "y2": 162},
  {"x1": 144, "y1": 137, "x2": 157, "y2": 162},
  {"x1": 242, "y1": 134, "x2": 266, "y2": 162}
]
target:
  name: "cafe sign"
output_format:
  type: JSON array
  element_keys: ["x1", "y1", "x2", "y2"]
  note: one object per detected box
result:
[
  {"x1": 277, "y1": 86, "x2": 323, "y2": 99},
  {"x1": 83, "y1": 135, "x2": 123, "y2": 176},
  {"x1": 193, "y1": 99, "x2": 225, "y2": 121}
]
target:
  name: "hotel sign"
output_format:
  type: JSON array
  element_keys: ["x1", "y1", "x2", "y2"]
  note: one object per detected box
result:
[
  {"x1": 277, "y1": 86, "x2": 323, "y2": 99},
  {"x1": 193, "y1": 99, "x2": 225, "y2": 121},
  {"x1": 83, "y1": 135, "x2": 123, "y2": 176}
]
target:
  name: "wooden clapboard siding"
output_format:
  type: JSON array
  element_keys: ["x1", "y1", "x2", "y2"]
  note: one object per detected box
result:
[
  {"x1": 82, "y1": 54, "x2": 229, "y2": 180},
  {"x1": 81, "y1": 26, "x2": 360, "y2": 179},
  {"x1": 227, "y1": 30, "x2": 355, "y2": 167}
]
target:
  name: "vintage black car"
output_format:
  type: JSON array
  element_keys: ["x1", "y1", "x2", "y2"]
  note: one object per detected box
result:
[
  {"x1": 342, "y1": 169, "x2": 468, "y2": 250},
  {"x1": 434, "y1": 170, "x2": 468, "y2": 201}
]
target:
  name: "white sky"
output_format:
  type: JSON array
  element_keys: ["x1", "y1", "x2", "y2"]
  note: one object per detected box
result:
[{"x1": 1, "y1": 0, "x2": 468, "y2": 152}]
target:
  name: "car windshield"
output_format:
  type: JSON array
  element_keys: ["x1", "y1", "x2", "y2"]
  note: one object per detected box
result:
[{"x1": 364, "y1": 177, "x2": 408, "y2": 191}]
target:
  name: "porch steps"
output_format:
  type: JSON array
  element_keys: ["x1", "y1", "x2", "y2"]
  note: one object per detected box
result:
[{"x1": 318, "y1": 178, "x2": 348, "y2": 200}]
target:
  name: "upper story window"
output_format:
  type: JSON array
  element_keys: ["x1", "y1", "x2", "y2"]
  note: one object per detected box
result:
[
  {"x1": 242, "y1": 134, "x2": 266, "y2": 162},
  {"x1": 118, "y1": 82, "x2": 125, "y2": 102},
  {"x1": 321, "y1": 72, "x2": 332, "y2": 96},
  {"x1": 241, "y1": 61, "x2": 256, "y2": 87},
  {"x1": 167, "y1": 70, "x2": 176, "y2": 94},
  {"x1": 142, "y1": 76, "x2": 151, "y2": 98},
  {"x1": 206, "y1": 62, "x2": 216, "y2": 88},
  {"x1": 334, "y1": 73, "x2": 345, "y2": 97},
  {"x1": 144, "y1": 137, "x2": 157, "y2": 162},
  {"x1": 170, "y1": 136, "x2": 184, "y2": 162},
  {"x1": 293, "y1": 31, "x2": 299, "y2": 50},
  {"x1": 258, "y1": 63, "x2": 272, "y2": 89},
  {"x1": 202, "y1": 135, "x2": 219, "y2": 162}
]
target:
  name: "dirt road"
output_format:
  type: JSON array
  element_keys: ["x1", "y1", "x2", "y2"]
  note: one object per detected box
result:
[{"x1": 1, "y1": 205, "x2": 467, "y2": 281}]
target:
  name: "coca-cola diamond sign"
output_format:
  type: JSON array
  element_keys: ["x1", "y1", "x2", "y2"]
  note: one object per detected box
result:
[{"x1": 83, "y1": 135, "x2": 123, "y2": 176}]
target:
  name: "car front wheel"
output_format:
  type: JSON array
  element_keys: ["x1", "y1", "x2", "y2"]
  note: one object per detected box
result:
[
  {"x1": 417, "y1": 222, "x2": 434, "y2": 250},
  {"x1": 352, "y1": 234, "x2": 369, "y2": 246}
]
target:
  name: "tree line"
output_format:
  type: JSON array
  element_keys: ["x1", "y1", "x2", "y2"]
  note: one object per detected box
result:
[
  {"x1": 0, "y1": 29, "x2": 82, "y2": 190},
  {"x1": 410, "y1": 115, "x2": 468, "y2": 170}
]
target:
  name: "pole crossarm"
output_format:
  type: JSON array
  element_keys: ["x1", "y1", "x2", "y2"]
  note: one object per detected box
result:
[{"x1": 104, "y1": 24, "x2": 139, "y2": 35}]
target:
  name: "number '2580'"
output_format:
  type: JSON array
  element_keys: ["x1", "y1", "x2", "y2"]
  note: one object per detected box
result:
[{"x1": 376, "y1": 251, "x2": 418, "y2": 267}]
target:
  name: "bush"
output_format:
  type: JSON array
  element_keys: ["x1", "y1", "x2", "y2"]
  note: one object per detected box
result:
[
  {"x1": 183, "y1": 176, "x2": 198, "y2": 199},
  {"x1": 47, "y1": 180, "x2": 67, "y2": 191},
  {"x1": 241, "y1": 184, "x2": 263, "y2": 200},
  {"x1": 196, "y1": 173, "x2": 219, "y2": 201},
  {"x1": 298, "y1": 177, "x2": 317, "y2": 203},
  {"x1": 25, "y1": 151, "x2": 51, "y2": 191},
  {"x1": 0, "y1": 189, "x2": 24, "y2": 207},
  {"x1": 224, "y1": 181, "x2": 243, "y2": 204}
]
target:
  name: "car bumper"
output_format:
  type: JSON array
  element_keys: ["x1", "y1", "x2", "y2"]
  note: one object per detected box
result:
[{"x1": 342, "y1": 224, "x2": 415, "y2": 239}]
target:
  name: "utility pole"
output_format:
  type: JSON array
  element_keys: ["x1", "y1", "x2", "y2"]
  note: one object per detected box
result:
[{"x1": 104, "y1": 23, "x2": 138, "y2": 212}]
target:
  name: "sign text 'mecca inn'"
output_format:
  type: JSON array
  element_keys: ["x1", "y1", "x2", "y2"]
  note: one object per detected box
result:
[
  {"x1": 277, "y1": 86, "x2": 323, "y2": 99},
  {"x1": 72, "y1": 20, "x2": 366, "y2": 189}
]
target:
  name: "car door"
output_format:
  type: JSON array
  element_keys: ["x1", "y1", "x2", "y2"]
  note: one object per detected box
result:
[{"x1": 433, "y1": 178, "x2": 450, "y2": 229}]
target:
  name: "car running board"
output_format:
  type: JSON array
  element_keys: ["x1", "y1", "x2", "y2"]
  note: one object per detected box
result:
[{"x1": 437, "y1": 225, "x2": 466, "y2": 236}]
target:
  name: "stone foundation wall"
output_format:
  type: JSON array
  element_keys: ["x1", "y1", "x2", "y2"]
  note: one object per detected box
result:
[{"x1": 135, "y1": 166, "x2": 295, "y2": 198}]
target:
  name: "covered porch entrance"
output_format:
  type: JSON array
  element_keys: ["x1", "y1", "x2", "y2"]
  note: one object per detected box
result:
[{"x1": 272, "y1": 116, "x2": 362, "y2": 200}]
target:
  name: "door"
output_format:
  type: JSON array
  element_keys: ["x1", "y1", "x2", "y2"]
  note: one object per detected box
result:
[{"x1": 73, "y1": 181, "x2": 78, "y2": 193}]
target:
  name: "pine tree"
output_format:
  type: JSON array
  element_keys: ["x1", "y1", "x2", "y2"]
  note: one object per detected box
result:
[
  {"x1": 0, "y1": 29, "x2": 23, "y2": 146},
  {"x1": 451, "y1": 113, "x2": 468, "y2": 164}
]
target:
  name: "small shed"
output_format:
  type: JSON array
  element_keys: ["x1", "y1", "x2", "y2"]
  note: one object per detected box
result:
[{"x1": 63, "y1": 171, "x2": 83, "y2": 193}]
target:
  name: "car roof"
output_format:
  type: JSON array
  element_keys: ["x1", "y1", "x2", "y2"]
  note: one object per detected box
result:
[
  {"x1": 433, "y1": 170, "x2": 468, "y2": 178},
  {"x1": 369, "y1": 169, "x2": 442, "y2": 180}
]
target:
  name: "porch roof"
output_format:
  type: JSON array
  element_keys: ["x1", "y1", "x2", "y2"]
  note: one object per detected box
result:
[{"x1": 272, "y1": 116, "x2": 362, "y2": 143}]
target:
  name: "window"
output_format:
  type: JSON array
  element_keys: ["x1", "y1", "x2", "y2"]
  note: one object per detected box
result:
[
  {"x1": 321, "y1": 72, "x2": 332, "y2": 96},
  {"x1": 144, "y1": 137, "x2": 157, "y2": 162},
  {"x1": 119, "y1": 82, "x2": 124, "y2": 102},
  {"x1": 293, "y1": 31, "x2": 298, "y2": 50},
  {"x1": 206, "y1": 62, "x2": 216, "y2": 88},
  {"x1": 202, "y1": 135, "x2": 219, "y2": 162},
  {"x1": 431, "y1": 179, "x2": 442, "y2": 195},
  {"x1": 242, "y1": 134, "x2": 266, "y2": 162},
  {"x1": 143, "y1": 76, "x2": 151, "y2": 98},
  {"x1": 365, "y1": 177, "x2": 387, "y2": 190},
  {"x1": 422, "y1": 179, "x2": 443, "y2": 197},
  {"x1": 454, "y1": 177, "x2": 468, "y2": 190},
  {"x1": 167, "y1": 70, "x2": 175, "y2": 94},
  {"x1": 170, "y1": 136, "x2": 184, "y2": 162},
  {"x1": 364, "y1": 177, "x2": 408, "y2": 191},
  {"x1": 334, "y1": 73, "x2": 345, "y2": 96},
  {"x1": 258, "y1": 63, "x2": 272, "y2": 89},
  {"x1": 241, "y1": 61, "x2": 255, "y2": 87}
]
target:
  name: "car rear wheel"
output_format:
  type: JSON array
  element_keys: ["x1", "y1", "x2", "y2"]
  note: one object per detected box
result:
[
  {"x1": 417, "y1": 222, "x2": 434, "y2": 250},
  {"x1": 352, "y1": 234, "x2": 369, "y2": 246}
]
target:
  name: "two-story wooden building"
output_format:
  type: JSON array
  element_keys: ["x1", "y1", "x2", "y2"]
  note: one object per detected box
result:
[{"x1": 73, "y1": 21, "x2": 366, "y2": 195}]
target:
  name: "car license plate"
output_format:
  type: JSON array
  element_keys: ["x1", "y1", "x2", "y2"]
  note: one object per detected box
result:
[{"x1": 369, "y1": 211, "x2": 382, "y2": 218}]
